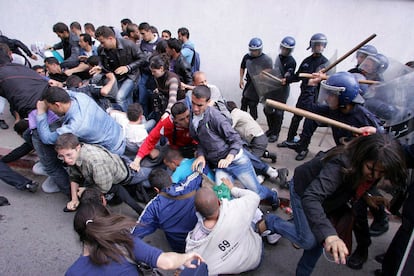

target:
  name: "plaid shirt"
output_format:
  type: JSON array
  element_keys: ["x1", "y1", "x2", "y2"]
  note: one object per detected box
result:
[{"x1": 69, "y1": 144, "x2": 128, "y2": 193}]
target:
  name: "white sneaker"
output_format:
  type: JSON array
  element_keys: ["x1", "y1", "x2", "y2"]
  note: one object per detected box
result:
[
  {"x1": 266, "y1": 167, "x2": 279, "y2": 179},
  {"x1": 257, "y1": 175, "x2": 265, "y2": 184},
  {"x1": 267, "y1": 233, "x2": 282, "y2": 245},
  {"x1": 41, "y1": 177, "x2": 60, "y2": 193},
  {"x1": 32, "y1": 162, "x2": 48, "y2": 176}
]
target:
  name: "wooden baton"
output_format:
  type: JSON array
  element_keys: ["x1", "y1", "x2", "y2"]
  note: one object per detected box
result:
[
  {"x1": 265, "y1": 99, "x2": 363, "y2": 134},
  {"x1": 322, "y1": 33, "x2": 377, "y2": 73},
  {"x1": 261, "y1": 70, "x2": 283, "y2": 83},
  {"x1": 298, "y1": 73, "x2": 380, "y2": 85}
]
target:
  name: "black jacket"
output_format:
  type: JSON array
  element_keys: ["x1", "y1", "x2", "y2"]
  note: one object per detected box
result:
[
  {"x1": 172, "y1": 55, "x2": 192, "y2": 85},
  {"x1": 98, "y1": 38, "x2": 147, "y2": 82}
]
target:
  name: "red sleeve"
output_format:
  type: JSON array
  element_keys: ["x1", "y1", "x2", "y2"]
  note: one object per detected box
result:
[{"x1": 137, "y1": 117, "x2": 173, "y2": 158}]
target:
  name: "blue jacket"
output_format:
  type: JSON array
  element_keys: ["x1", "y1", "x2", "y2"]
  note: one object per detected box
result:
[{"x1": 133, "y1": 170, "x2": 204, "y2": 252}]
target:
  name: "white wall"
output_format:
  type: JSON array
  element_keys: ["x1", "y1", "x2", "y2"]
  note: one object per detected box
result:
[{"x1": 1, "y1": 0, "x2": 413, "y2": 125}]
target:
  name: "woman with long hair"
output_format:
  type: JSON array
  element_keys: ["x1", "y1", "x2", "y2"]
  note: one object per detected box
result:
[
  {"x1": 149, "y1": 53, "x2": 185, "y2": 121},
  {"x1": 257, "y1": 133, "x2": 407, "y2": 275},
  {"x1": 66, "y1": 203, "x2": 204, "y2": 275}
]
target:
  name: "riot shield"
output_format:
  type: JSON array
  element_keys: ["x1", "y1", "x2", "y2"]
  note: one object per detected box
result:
[
  {"x1": 252, "y1": 68, "x2": 285, "y2": 103},
  {"x1": 363, "y1": 70, "x2": 414, "y2": 145}
]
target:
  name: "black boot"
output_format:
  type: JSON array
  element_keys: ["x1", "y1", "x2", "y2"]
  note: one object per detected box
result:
[{"x1": 347, "y1": 246, "x2": 368, "y2": 270}]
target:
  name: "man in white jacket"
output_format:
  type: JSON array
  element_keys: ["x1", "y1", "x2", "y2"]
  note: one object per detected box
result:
[{"x1": 185, "y1": 178, "x2": 262, "y2": 275}]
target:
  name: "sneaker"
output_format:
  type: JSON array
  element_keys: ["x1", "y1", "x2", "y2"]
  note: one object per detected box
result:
[
  {"x1": 25, "y1": 182, "x2": 39, "y2": 193},
  {"x1": 266, "y1": 167, "x2": 279, "y2": 179},
  {"x1": 266, "y1": 233, "x2": 282, "y2": 245},
  {"x1": 257, "y1": 175, "x2": 265, "y2": 184},
  {"x1": 276, "y1": 168, "x2": 289, "y2": 188},
  {"x1": 370, "y1": 217, "x2": 389, "y2": 237},
  {"x1": 32, "y1": 162, "x2": 48, "y2": 176},
  {"x1": 41, "y1": 177, "x2": 60, "y2": 193},
  {"x1": 0, "y1": 119, "x2": 9, "y2": 129}
]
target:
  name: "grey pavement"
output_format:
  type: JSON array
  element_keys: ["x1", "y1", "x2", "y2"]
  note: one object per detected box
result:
[{"x1": 0, "y1": 108, "x2": 397, "y2": 275}]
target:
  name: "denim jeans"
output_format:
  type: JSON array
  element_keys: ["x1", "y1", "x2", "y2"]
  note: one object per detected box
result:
[
  {"x1": 116, "y1": 78, "x2": 136, "y2": 112},
  {"x1": 215, "y1": 149, "x2": 277, "y2": 203},
  {"x1": 31, "y1": 129, "x2": 70, "y2": 196},
  {"x1": 243, "y1": 148, "x2": 269, "y2": 176},
  {"x1": 138, "y1": 73, "x2": 150, "y2": 116},
  {"x1": 264, "y1": 180, "x2": 321, "y2": 276}
]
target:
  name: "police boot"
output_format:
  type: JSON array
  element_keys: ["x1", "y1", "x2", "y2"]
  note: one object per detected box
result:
[{"x1": 347, "y1": 245, "x2": 368, "y2": 270}]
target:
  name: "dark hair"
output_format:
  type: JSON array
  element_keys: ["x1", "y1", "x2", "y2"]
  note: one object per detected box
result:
[
  {"x1": 120, "y1": 18, "x2": 132, "y2": 25},
  {"x1": 177, "y1": 27, "x2": 190, "y2": 39},
  {"x1": 66, "y1": 75, "x2": 82, "y2": 88},
  {"x1": 149, "y1": 53, "x2": 169, "y2": 70},
  {"x1": 87, "y1": 55, "x2": 100, "y2": 66},
  {"x1": 148, "y1": 168, "x2": 172, "y2": 190},
  {"x1": 155, "y1": 40, "x2": 168, "y2": 54},
  {"x1": 138, "y1": 22, "x2": 151, "y2": 31},
  {"x1": 80, "y1": 188, "x2": 104, "y2": 206},
  {"x1": 325, "y1": 133, "x2": 407, "y2": 188},
  {"x1": 150, "y1": 26, "x2": 159, "y2": 35},
  {"x1": 55, "y1": 133, "x2": 80, "y2": 151},
  {"x1": 80, "y1": 33, "x2": 93, "y2": 46},
  {"x1": 44, "y1": 56, "x2": 60, "y2": 65},
  {"x1": 162, "y1": 30, "x2": 171, "y2": 38},
  {"x1": 42, "y1": 86, "x2": 71, "y2": 104},
  {"x1": 126, "y1": 23, "x2": 138, "y2": 37},
  {"x1": 167, "y1": 38, "x2": 182, "y2": 53},
  {"x1": 226, "y1": 101, "x2": 238, "y2": 112},
  {"x1": 126, "y1": 103, "x2": 143, "y2": 121},
  {"x1": 164, "y1": 148, "x2": 183, "y2": 164},
  {"x1": 95, "y1": 26, "x2": 115, "y2": 39},
  {"x1": 70, "y1": 21, "x2": 82, "y2": 31},
  {"x1": 53, "y1": 22, "x2": 69, "y2": 33},
  {"x1": 73, "y1": 203, "x2": 136, "y2": 265},
  {"x1": 84, "y1": 23, "x2": 96, "y2": 32},
  {"x1": 171, "y1": 101, "x2": 188, "y2": 117},
  {"x1": 32, "y1": 65, "x2": 45, "y2": 71},
  {"x1": 0, "y1": 43, "x2": 10, "y2": 65},
  {"x1": 192, "y1": 85, "x2": 211, "y2": 101}
]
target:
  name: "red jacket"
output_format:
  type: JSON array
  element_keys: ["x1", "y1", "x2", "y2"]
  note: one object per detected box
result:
[{"x1": 137, "y1": 116, "x2": 196, "y2": 158}]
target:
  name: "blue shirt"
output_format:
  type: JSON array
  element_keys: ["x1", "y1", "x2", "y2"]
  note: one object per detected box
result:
[
  {"x1": 65, "y1": 236, "x2": 162, "y2": 276},
  {"x1": 172, "y1": 158, "x2": 214, "y2": 184},
  {"x1": 37, "y1": 90, "x2": 125, "y2": 154}
]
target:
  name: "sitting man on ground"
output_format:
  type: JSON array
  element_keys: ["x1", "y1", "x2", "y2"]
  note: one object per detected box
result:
[
  {"x1": 185, "y1": 178, "x2": 262, "y2": 275},
  {"x1": 189, "y1": 85, "x2": 279, "y2": 209},
  {"x1": 133, "y1": 168, "x2": 206, "y2": 253},
  {"x1": 55, "y1": 133, "x2": 148, "y2": 214}
]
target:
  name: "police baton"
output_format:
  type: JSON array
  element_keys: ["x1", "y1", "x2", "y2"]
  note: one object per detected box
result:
[
  {"x1": 298, "y1": 73, "x2": 380, "y2": 85},
  {"x1": 265, "y1": 99, "x2": 363, "y2": 134},
  {"x1": 321, "y1": 33, "x2": 377, "y2": 73}
]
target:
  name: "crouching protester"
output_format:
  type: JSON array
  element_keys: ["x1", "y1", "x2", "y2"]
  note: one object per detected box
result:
[
  {"x1": 65, "y1": 202, "x2": 207, "y2": 275},
  {"x1": 55, "y1": 133, "x2": 151, "y2": 214},
  {"x1": 256, "y1": 133, "x2": 407, "y2": 275}
]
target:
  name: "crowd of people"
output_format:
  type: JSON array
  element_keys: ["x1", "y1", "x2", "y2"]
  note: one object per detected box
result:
[{"x1": 0, "y1": 18, "x2": 413, "y2": 276}]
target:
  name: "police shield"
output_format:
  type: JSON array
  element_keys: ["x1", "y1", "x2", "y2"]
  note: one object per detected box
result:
[
  {"x1": 252, "y1": 68, "x2": 284, "y2": 103},
  {"x1": 363, "y1": 70, "x2": 414, "y2": 144},
  {"x1": 244, "y1": 54, "x2": 273, "y2": 101}
]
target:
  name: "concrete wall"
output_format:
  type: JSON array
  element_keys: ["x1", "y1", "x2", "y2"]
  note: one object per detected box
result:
[{"x1": 1, "y1": 0, "x2": 413, "y2": 125}]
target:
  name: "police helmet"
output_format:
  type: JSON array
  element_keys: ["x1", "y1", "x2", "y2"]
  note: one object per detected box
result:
[
  {"x1": 307, "y1": 33, "x2": 327, "y2": 53},
  {"x1": 320, "y1": 71, "x2": 364, "y2": 107},
  {"x1": 357, "y1": 45, "x2": 377, "y2": 57}
]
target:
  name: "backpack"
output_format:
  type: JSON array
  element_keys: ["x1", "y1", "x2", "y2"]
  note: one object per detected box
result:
[{"x1": 182, "y1": 44, "x2": 200, "y2": 73}]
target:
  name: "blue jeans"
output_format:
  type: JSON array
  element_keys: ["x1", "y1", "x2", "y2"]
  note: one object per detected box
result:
[
  {"x1": 31, "y1": 129, "x2": 70, "y2": 196},
  {"x1": 138, "y1": 73, "x2": 150, "y2": 116},
  {"x1": 243, "y1": 148, "x2": 269, "y2": 176},
  {"x1": 116, "y1": 78, "x2": 135, "y2": 112},
  {"x1": 215, "y1": 149, "x2": 277, "y2": 203},
  {"x1": 264, "y1": 180, "x2": 321, "y2": 276}
]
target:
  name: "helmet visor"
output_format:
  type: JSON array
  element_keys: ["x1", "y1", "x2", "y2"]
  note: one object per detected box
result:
[{"x1": 317, "y1": 80, "x2": 345, "y2": 108}]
